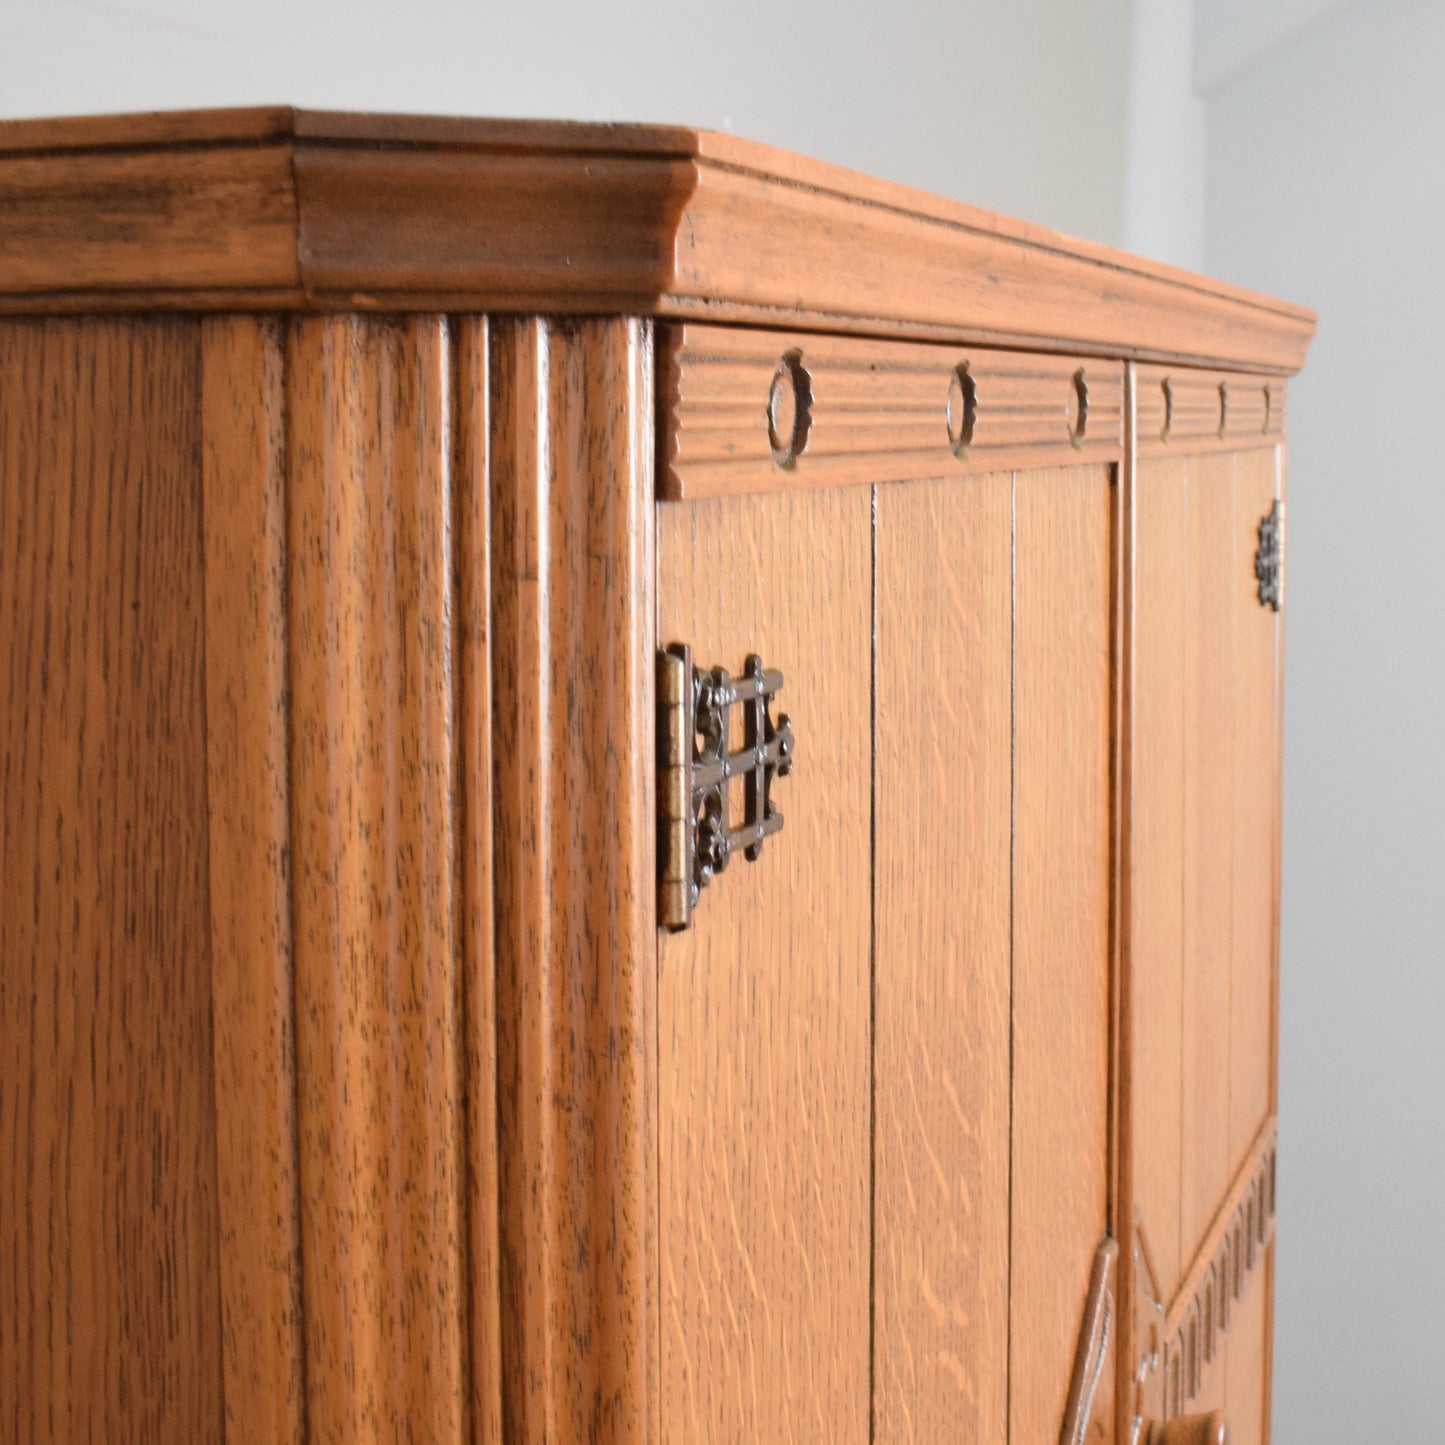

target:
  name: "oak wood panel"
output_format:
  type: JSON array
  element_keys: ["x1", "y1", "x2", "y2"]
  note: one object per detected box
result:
[
  {"x1": 1230, "y1": 449, "x2": 1281, "y2": 1166},
  {"x1": 1224, "y1": 1253, "x2": 1269, "y2": 1445},
  {"x1": 661, "y1": 325, "x2": 1124, "y2": 499},
  {"x1": 199, "y1": 315, "x2": 306, "y2": 1445},
  {"x1": 1127, "y1": 453, "x2": 1189, "y2": 1307},
  {"x1": 1180, "y1": 453, "x2": 1237, "y2": 1270},
  {"x1": 656, "y1": 484, "x2": 871, "y2": 1445},
  {"x1": 285, "y1": 315, "x2": 468, "y2": 1444},
  {"x1": 673, "y1": 167, "x2": 1311, "y2": 373},
  {"x1": 1135, "y1": 368, "x2": 1286, "y2": 457},
  {"x1": 490, "y1": 316, "x2": 659, "y2": 1445},
  {"x1": 454, "y1": 315, "x2": 506, "y2": 1444},
  {"x1": 1011, "y1": 462, "x2": 1114, "y2": 1445},
  {"x1": 0, "y1": 317, "x2": 222, "y2": 1443},
  {"x1": 294, "y1": 147, "x2": 695, "y2": 307},
  {"x1": 0, "y1": 106, "x2": 299, "y2": 151},
  {"x1": 1160, "y1": 1120, "x2": 1276, "y2": 1418},
  {"x1": 873, "y1": 473, "x2": 1013, "y2": 1445},
  {"x1": 0, "y1": 145, "x2": 299, "y2": 299},
  {"x1": 0, "y1": 109, "x2": 1316, "y2": 374}
]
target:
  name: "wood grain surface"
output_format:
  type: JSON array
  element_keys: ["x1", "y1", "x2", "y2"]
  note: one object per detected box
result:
[
  {"x1": 1127, "y1": 452, "x2": 1189, "y2": 1307},
  {"x1": 1230, "y1": 449, "x2": 1281, "y2": 1166},
  {"x1": 873, "y1": 473, "x2": 1013, "y2": 1445},
  {"x1": 1180, "y1": 452, "x2": 1238, "y2": 1266},
  {"x1": 285, "y1": 314, "x2": 468, "y2": 1444},
  {"x1": 661, "y1": 325, "x2": 1124, "y2": 499},
  {"x1": 0, "y1": 108, "x2": 1316, "y2": 374},
  {"x1": 1134, "y1": 367, "x2": 1286, "y2": 456},
  {"x1": 0, "y1": 317, "x2": 222, "y2": 1443},
  {"x1": 454, "y1": 315, "x2": 505, "y2": 1443},
  {"x1": 199, "y1": 315, "x2": 306, "y2": 1445},
  {"x1": 656, "y1": 484, "x2": 872, "y2": 1445},
  {"x1": 1121, "y1": 433, "x2": 1284, "y2": 1442},
  {"x1": 1010, "y1": 462, "x2": 1114, "y2": 1445},
  {"x1": 1224, "y1": 1246, "x2": 1270, "y2": 1445},
  {"x1": 490, "y1": 316, "x2": 659, "y2": 1445}
]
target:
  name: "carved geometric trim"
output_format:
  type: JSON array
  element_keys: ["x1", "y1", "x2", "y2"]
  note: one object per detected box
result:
[
  {"x1": 1134, "y1": 365, "x2": 1286, "y2": 457},
  {"x1": 1060, "y1": 1236, "x2": 1119, "y2": 1445},
  {"x1": 1159, "y1": 1121, "x2": 1278, "y2": 1419},
  {"x1": 660, "y1": 323, "x2": 1126, "y2": 499}
]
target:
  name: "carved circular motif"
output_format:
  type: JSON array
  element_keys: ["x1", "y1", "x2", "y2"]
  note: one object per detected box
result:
[
  {"x1": 946, "y1": 362, "x2": 978, "y2": 458},
  {"x1": 1069, "y1": 367, "x2": 1090, "y2": 448},
  {"x1": 767, "y1": 350, "x2": 813, "y2": 468}
]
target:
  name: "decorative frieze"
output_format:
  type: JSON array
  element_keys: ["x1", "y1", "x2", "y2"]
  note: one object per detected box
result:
[{"x1": 660, "y1": 324, "x2": 1125, "y2": 499}]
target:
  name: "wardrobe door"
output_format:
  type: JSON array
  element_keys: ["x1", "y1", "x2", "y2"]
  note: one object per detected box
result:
[
  {"x1": 1126, "y1": 367, "x2": 1283, "y2": 1443},
  {"x1": 1009, "y1": 462, "x2": 1115, "y2": 1444},
  {"x1": 873, "y1": 470, "x2": 1014, "y2": 1445},
  {"x1": 655, "y1": 485, "x2": 873, "y2": 1445},
  {"x1": 872, "y1": 461, "x2": 1114, "y2": 1445}
]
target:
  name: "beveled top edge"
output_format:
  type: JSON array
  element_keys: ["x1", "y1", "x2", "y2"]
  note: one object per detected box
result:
[
  {"x1": 0, "y1": 106, "x2": 701, "y2": 157},
  {"x1": 0, "y1": 107, "x2": 1317, "y2": 372}
]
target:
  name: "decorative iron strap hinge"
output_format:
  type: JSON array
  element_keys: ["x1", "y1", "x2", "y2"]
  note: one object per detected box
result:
[
  {"x1": 657, "y1": 644, "x2": 795, "y2": 931},
  {"x1": 1254, "y1": 499, "x2": 1285, "y2": 611}
]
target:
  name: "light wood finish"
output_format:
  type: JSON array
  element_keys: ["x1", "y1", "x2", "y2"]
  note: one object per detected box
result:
[
  {"x1": 1230, "y1": 449, "x2": 1281, "y2": 1164},
  {"x1": 1180, "y1": 452, "x2": 1238, "y2": 1264},
  {"x1": 284, "y1": 314, "x2": 469, "y2": 1444},
  {"x1": 1128, "y1": 452, "x2": 1189, "y2": 1306},
  {"x1": 1150, "y1": 1411, "x2": 1228, "y2": 1445},
  {"x1": 0, "y1": 317, "x2": 222, "y2": 1443},
  {"x1": 1224, "y1": 1247, "x2": 1271, "y2": 1445},
  {"x1": 0, "y1": 111, "x2": 1308, "y2": 1445},
  {"x1": 1011, "y1": 462, "x2": 1114, "y2": 1445},
  {"x1": 1122, "y1": 427, "x2": 1285, "y2": 1442},
  {"x1": 661, "y1": 324, "x2": 1124, "y2": 499},
  {"x1": 1135, "y1": 366, "x2": 1286, "y2": 456},
  {"x1": 873, "y1": 473, "x2": 1013, "y2": 1445},
  {"x1": 199, "y1": 316, "x2": 306, "y2": 1445},
  {"x1": 655, "y1": 483, "x2": 872, "y2": 1445},
  {"x1": 490, "y1": 316, "x2": 659, "y2": 1445},
  {"x1": 1161, "y1": 1121, "x2": 1277, "y2": 1415},
  {"x1": 0, "y1": 109, "x2": 1315, "y2": 371},
  {"x1": 454, "y1": 315, "x2": 506, "y2": 1444}
]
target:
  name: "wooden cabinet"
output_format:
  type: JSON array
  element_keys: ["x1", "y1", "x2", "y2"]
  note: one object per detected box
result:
[{"x1": 0, "y1": 109, "x2": 1312, "y2": 1445}]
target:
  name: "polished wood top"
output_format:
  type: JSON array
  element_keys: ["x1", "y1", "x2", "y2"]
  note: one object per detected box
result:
[{"x1": 0, "y1": 108, "x2": 1315, "y2": 371}]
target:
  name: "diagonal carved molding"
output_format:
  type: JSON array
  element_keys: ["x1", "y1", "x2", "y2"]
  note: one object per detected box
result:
[{"x1": 1133, "y1": 1118, "x2": 1278, "y2": 1429}]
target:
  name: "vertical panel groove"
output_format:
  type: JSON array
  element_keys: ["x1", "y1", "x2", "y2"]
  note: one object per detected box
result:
[
  {"x1": 454, "y1": 314, "x2": 503, "y2": 1443},
  {"x1": 1010, "y1": 462, "x2": 1112, "y2": 1445},
  {"x1": 492, "y1": 316, "x2": 657, "y2": 1445},
  {"x1": 1006, "y1": 469, "x2": 1018, "y2": 1445},
  {"x1": 658, "y1": 482, "x2": 871, "y2": 1444},
  {"x1": 874, "y1": 471, "x2": 1012, "y2": 1445},
  {"x1": 286, "y1": 314, "x2": 468, "y2": 1445},
  {"x1": 2, "y1": 316, "x2": 222, "y2": 1444},
  {"x1": 201, "y1": 313, "x2": 306, "y2": 1445}
]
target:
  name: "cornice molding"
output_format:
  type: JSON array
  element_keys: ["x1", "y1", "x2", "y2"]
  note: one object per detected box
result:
[{"x1": 0, "y1": 108, "x2": 1316, "y2": 372}]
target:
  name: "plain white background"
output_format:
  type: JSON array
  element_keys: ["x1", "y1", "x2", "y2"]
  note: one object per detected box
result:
[{"x1": 3, "y1": 0, "x2": 1439, "y2": 1435}]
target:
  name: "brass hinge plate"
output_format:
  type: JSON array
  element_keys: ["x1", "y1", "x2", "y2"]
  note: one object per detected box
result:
[{"x1": 658, "y1": 644, "x2": 795, "y2": 931}]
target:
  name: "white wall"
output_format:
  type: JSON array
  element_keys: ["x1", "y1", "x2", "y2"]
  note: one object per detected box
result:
[
  {"x1": 0, "y1": 0, "x2": 1132, "y2": 249},
  {"x1": 1123, "y1": 0, "x2": 1205, "y2": 269},
  {"x1": 1202, "y1": 0, "x2": 1445, "y2": 1435},
  {"x1": 1195, "y1": 0, "x2": 1362, "y2": 94}
]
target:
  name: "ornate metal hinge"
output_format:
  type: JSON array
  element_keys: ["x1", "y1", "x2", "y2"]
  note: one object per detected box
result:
[
  {"x1": 658, "y1": 644, "x2": 795, "y2": 931},
  {"x1": 1254, "y1": 499, "x2": 1284, "y2": 610}
]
